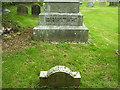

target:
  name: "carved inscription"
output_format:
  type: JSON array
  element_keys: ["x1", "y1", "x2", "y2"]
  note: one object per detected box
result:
[{"x1": 45, "y1": 17, "x2": 78, "y2": 25}]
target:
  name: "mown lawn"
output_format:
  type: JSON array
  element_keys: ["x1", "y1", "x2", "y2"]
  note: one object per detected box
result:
[{"x1": 2, "y1": 2, "x2": 118, "y2": 88}]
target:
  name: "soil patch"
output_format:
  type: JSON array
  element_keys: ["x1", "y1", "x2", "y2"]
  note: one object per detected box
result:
[{"x1": 3, "y1": 27, "x2": 34, "y2": 52}]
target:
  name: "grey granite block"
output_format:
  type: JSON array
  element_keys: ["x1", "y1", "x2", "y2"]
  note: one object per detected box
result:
[
  {"x1": 39, "y1": 13, "x2": 83, "y2": 26},
  {"x1": 44, "y1": 3, "x2": 80, "y2": 13},
  {"x1": 33, "y1": 25, "x2": 88, "y2": 42}
]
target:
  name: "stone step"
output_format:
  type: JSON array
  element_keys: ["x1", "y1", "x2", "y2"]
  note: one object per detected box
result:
[
  {"x1": 33, "y1": 25, "x2": 88, "y2": 42},
  {"x1": 39, "y1": 13, "x2": 83, "y2": 26}
]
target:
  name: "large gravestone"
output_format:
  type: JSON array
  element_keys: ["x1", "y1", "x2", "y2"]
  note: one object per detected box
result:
[
  {"x1": 17, "y1": 4, "x2": 28, "y2": 16},
  {"x1": 40, "y1": 66, "x2": 81, "y2": 87},
  {"x1": 32, "y1": 3, "x2": 41, "y2": 16},
  {"x1": 33, "y1": 0, "x2": 89, "y2": 43}
]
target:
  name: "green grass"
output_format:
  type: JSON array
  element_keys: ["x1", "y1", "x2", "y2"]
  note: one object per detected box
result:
[{"x1": 2, "y1": 2, "x2": 118, "y2": 88}]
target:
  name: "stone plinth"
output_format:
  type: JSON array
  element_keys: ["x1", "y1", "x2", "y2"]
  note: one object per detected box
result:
[
  {"x1": 40, "y1": 66, "x2": 81, "y2": 87},
  {"x1": 33, "y1": 0, "x2": 89, "y2": 42},
  {"x1": 39, "y1": 13, "x2": 83, "y2": 26},
  {"x1": 33, "y1": 25, "x2": 88, "y2": 42}
]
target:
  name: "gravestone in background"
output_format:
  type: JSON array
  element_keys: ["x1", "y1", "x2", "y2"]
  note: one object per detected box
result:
[
  {"x1": 80, "y1": 2, "x2": 82, "y2": 5},
  {"x1": 109, "y1": 2, "x2": 118, "y2": 6},
  {"x1": 87, "y1": 2, "x2": 94, "y2": 7},
  {"x1": 32, "y1": 3, "x2": 41, "y2": 16},
  {"x1": 17, "y1": 4, "x2": 28, "y2": 16},
  {"x1": 99, "y1": 2, "x2": 106, "y2": 6},
  {"x1": 33, "y1": 0, "x2": 89, "y2": 43},
  {"x1": 40, "y1": 66, "x2": 81, "y2": 87},
  {"x1": 2, "y1": 9, "x2": 11, "y2": 15}
]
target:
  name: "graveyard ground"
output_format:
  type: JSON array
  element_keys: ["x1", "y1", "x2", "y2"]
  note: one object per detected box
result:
[{"x1": 2, "y1": 2, "x2": 118, "y2": 88}]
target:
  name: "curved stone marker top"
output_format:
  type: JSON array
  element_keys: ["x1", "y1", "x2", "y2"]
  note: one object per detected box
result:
[
  {"x1": 32, "y1": 3, "x2": 41, "y2": 16},
  {"x1": 40, "y1": 66, "x2": 81, "y2": 87},
  {"x1": 47, "y1": 66, "x2": 71, "y2": 76},
  {"x1": 44, "y1": 0, "x2": 80, "y2": 2}
]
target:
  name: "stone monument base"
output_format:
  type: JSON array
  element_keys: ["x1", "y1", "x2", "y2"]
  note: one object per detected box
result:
[{"x1": 33, "y1": 25, "x2": 88, "y2": 42}]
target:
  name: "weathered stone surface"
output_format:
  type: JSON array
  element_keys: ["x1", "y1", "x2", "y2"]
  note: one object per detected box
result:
[
  {"x1": 44, "y1": 3, "x2": 80, "y2": 13},
  {"x1": 17, "y1": 4, "x2": 28, "y2": 16},
  {"x1": 40, "y1": 66, "x2": 81, "y2": 87},
  {"x1": 33, "y1": 25, "x2": 88, "y2": 42},
  {"x1": 33, "y1": 0, "x2": 89, "y2": 42},
  {"x1": 32, "y1": 3, "x2": 41, "y2": 16},
  {"x1": 39, "y1": 13, "x2": 83, "y2": 26}
]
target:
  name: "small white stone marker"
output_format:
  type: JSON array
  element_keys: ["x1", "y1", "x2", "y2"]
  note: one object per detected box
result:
[{"x1": 39, "y1": 66, "x2": 81, "y2": 87}]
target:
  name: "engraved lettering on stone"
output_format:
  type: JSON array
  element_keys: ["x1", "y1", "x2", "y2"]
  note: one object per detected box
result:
[{"x1": 45, "y1": 17, "x2": 78, "y2": 24}]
